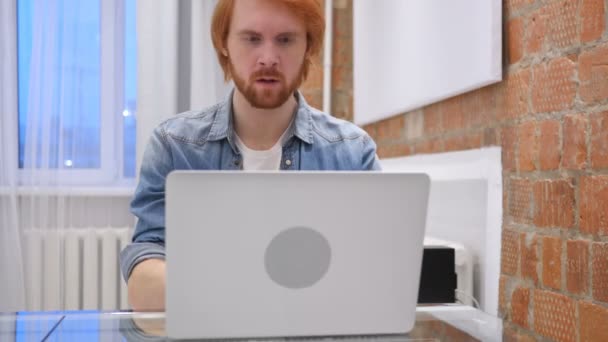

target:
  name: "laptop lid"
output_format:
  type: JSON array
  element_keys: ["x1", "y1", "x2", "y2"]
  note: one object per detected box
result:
[{"x1": 165, "y1": 172, "x2": 430, "y2": 340}]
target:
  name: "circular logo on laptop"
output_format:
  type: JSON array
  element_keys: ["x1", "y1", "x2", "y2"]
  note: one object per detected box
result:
[{"x1": 264, "y1": 227, "x2": 331, "y2": 289}]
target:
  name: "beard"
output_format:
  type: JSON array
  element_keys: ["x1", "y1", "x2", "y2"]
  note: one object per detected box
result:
[{"x1": 229, "y1": 61, "x2": 304, "y2": 109}]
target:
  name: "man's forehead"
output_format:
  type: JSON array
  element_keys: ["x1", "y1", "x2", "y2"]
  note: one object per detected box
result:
[{"x1": 230, "y1": 0, "x2": 306, "y2": 35}]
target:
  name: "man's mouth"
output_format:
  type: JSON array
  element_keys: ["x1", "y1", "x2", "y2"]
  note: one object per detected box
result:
[{"x1": 256, "y1": 78, "x2": 279, "y2": 84}]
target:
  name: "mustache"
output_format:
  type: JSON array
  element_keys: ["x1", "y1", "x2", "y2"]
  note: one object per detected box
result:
[{"x1": 250, "y1": 68, "x2": 285, "y2": 80}]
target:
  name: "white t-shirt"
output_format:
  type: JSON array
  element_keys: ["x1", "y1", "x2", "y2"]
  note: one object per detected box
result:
[{"x1": 234, "y1": 128, "x2": 290, "y2": 171}]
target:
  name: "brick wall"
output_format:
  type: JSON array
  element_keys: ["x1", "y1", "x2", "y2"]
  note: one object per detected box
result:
[{"x1": 301, "y1": 0, "x2": 608, "y2": 340}]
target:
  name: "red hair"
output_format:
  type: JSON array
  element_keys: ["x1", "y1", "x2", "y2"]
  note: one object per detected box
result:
[{"x1": 211, "y1": 0, "x2": 325, "y2": 82}]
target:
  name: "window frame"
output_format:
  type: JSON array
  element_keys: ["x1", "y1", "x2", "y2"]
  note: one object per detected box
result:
[{"x1": 13, "y1": 0, "x2": 134, "y2": 187}]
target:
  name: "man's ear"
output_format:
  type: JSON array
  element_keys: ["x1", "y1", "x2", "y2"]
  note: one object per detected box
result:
[
  {"x1": 304, "y1": 39, "x2": 313, "y2": 59},
  {"x1": 222, "y1": 48, "x2": 229, "y2": 57},
  {"x1": 304, "y1": 49, "x2": 312, "y2": 63}
]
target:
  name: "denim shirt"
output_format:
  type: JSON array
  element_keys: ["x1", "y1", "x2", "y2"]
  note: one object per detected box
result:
[{"x1": 119, "y1": 90, "x2": 381, "y2": 281}]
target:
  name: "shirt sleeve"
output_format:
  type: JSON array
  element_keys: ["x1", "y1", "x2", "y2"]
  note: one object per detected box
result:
[
  {"x1": 120, "y1": 125, "x2": 173, "y2": 281},
  {"x1": 361, "y1": 134, "x2": 382, "y2": 171}
]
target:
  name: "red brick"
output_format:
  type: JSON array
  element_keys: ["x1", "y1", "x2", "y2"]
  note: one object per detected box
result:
[
  {"x1": 579, "y1": 43, "x2": 608, "y2": 80},
  {"x1": 592, "y1": 242, "x2": 608, "y2": 303},
  {"x1": 533, "y1": 179, "x2": 575, "y2": 228},
  {"x1": 521, "y1": 233, "x2": 539, "y2": 284},
  {"x1": 503, "y1": 325, "x2": 537, "y2": 342},
  {"x1": 579, "y1": 43, "x2": 608, "y2": 103},
  {"x1": 404, "y1": 111, "x2": 425, "y2": 141},
  {"x1": 531, "y1": 57, "x2": 576, "y2": 113},
  {"x1": 407, "y1": 320, "x2": 438, "y2": 339},
  {"x1": 503, "y1": 177, "x2": 509, "y2": 215},
  {"x1": 443, "y1": 323, "x2": 480, "y2": 341},
  {"x1": 502, "y1": 229, "x2": 520, "y2": 276},
  {"x1": 499, "y1": 275, "x2": 509, "y2": 314},
  {"x1": 520, "y1": 333, "x2": 537, "y2": 342},
  {"x1": 423, "y1": 103, "x2": 442, "y2": 135},
  {"x1": 516, "y1": 332, "x2": 537, "y2": 342},
  {"x1": 442, "y1": 96, "x2": 466, "y2": 131},
  {"x1": 579, "y1": 301, "x2": 608, "y2": 342},
  {"x1": 591, "y1": 111, "x2": 608, "y2": 168},
  {"x1": 579, "y1": 175, "x2": 608, "y2": 235},
  {"x1": 332, "y1": 36, "x2": 351, "y2": 66},
  {"x1": 444, "y1": 133, "x2": 483, "y2": 152},
  {"x1": 505, "y1": 0, "x2": 534, "y2": 13},
  {"x1": 499, "y1": 69, "x2": 531, "y2": 120},
  {"x1": 362, "y1": 123, "x2": 377, "y2": 141},
  {"x1": 502, "y1": 325, "x2": 518, "y2": 342},
  {"x1": 463, "y1": 87, "x2": 496, "y2": 128},
  {"x1": 511, "y1": 287, "x2": 530, "y2": 329},
  {"x1": 581, "y1": 0, "x2": 606, "y2": 43},
  {"x1": 562, "y1": 114, "x2": 588, "y2": 170},
  {"x1": 507, "y1": 17, "x2": 525, "y2": 64},
  {"x1": 566, "y1": 240, "x2": 589, "y2": 295},
  {"x1": 376, "y1": 115, "x2": 405, "y2": 141},
  {"x1": 544, "y1": 0, "x2": 580, "y2": 50},
  {"x1": 468, "y1": 132, "x2": 485, "y2": 149},
  {"x1": 542, "y1": 236, "x2": 562, "y2": 290},
  {"x1": 502, "y1": 125, "x2": 519, "y2": 172},
  {"x1": 331, "y1": 65, "x2": 351, "y2": 90},
  {"x1": 414, "y1": 139, "x2": 442, "y2": 155},
  {"x1": 533, "y1": 290, "x2": 576, "y2": 342},
  {"x1": 526, "y1": 9, "x2": 546, "y2": 54},
  {"x1": 539, "y1": 120, "x2": 561, "y2": 170},
  {"x1": 301, "y1": 62, "x2": 323, "y2": 90},
  {"x1": 376, "y1": 143, "x2": 412, "y2": 159},
  {"x1": 509, "y1": 178, "x2": 533, "y2": 224},
  {"x1": 527, "y1": 2, "x2": 581, "y2": 53},
  {"x1": 330, "y1": 91, "x2": 353, "y2": 121},
  {"x1": 332, "y1": 2, "x2": 352, "y2": 38},
  {"x1": 518, "y1": 121, "x2": 538, "y2": 172},
  {"x1": 445, "y1": 136, "x2": 467, "y2": 152},
  {"x1": 483, "y1": 127, "x2": 499, "y2": 147}
]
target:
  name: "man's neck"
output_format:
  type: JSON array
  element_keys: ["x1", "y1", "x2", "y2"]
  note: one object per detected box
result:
[{"x1": 232, "y1": 89, "x2": 297, "y2": 151}]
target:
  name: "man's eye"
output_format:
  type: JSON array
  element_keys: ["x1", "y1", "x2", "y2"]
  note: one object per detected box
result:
[
  {"x1": 277, "y1": 36, "x2": 292, "y2": 45},
  {"x1": 245, "y1": 36, "x2": 261, "y2": 43}
]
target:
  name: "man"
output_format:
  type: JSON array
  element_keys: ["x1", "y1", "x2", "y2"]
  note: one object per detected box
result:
[{"x1": 121, "y1": 0, "x2": 381, "y2": 311}]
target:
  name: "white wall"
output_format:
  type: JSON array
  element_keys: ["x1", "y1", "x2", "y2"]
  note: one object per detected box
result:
[
  {"x1": 381, "y1": 147, "x2": 502, "y2": 315},
  {"x1": 353, "y1": 0, "x2": 502, "y2": 125}
]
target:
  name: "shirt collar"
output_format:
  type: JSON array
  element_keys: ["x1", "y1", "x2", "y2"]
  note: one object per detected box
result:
[{"x1": 207, "y1": 88, "x2": 314, "y2": 145}]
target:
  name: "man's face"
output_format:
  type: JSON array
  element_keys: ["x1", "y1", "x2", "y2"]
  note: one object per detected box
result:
[{"x1": 225, "y1": 0, "x2": 308, "y2": 109}]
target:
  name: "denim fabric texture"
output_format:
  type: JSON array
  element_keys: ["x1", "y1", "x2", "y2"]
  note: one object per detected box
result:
[{"x1": 119, "y1": 89, "x2": 381, "y2": 281}]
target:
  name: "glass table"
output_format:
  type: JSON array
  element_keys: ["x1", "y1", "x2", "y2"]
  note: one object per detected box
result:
[{"x1": 0, "y1": 305, "x2": 503, "y2": 341}]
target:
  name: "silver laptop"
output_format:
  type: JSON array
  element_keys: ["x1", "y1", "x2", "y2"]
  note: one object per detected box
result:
[{"x1": 165, "y1": 172, "x2": 430, "y2": 340}]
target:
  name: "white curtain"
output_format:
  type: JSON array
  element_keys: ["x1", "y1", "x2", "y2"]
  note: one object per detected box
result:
[
  {"x1": 0, "y1": 0, "x2": 26, "y2": 313},
  {"x1": 0, "y1": 0, "x2": 226, "y2": 312},
  {"x1": 1, "y1": 0, "x2": 130, "y2": 312},
  {"x1": 136, "y1": 0, "x2": 228, "y2": 170}
]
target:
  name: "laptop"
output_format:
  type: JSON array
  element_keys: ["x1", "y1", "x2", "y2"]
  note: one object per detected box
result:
[{"x1": 165, "y1": 171, "x2": 430, "y2": 340}]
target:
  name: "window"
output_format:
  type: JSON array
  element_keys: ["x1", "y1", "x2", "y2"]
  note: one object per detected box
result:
[
  {"x1": 123, "y1": 0, "x2": 136, "y2": 178},
  {"x1": 16, "y1": 0, "x2": 137, "y2": 183}
]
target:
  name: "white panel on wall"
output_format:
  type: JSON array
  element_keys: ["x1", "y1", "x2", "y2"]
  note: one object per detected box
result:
[
  {"x1": 381, "y1": 147, "x2": 502, "y2": 315},
  {"x1": 353, "y1": 0, "x2": 502, "y2": 126}
]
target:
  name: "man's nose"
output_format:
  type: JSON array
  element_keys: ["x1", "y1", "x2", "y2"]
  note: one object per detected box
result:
[{"x1": 257, "y1": 43, "x2": 279, "y2": 67}]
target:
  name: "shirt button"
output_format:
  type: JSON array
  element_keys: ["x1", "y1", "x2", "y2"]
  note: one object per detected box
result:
[{"x1": 285, "y1": 159, "x2": 292, "y2": 166}]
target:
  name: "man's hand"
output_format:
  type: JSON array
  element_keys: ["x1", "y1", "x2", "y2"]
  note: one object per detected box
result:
[{"x1": 127, "y1": 258, "x2": 166, "y2": 312}]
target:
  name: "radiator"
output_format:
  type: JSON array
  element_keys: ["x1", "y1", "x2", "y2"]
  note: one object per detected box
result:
[{"x1": 22, "y1": 227, "x2": 132, "y2": 312}]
